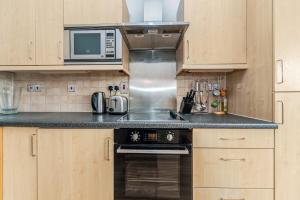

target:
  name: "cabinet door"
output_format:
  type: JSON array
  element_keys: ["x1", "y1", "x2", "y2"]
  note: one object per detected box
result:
[
  {"x1": 275, "y1": 93, "x2": 300, "y2": 200},
  {"x1": 64, "y1": 0, "x2": 124, "y2": 24},
  {"x1": 193, "y1": 148, "x2": 274, "y2": 188},
  {"x1": 274, "y1": 0, "x2": 300, "y2": 91},
  {"x1": 38, "y1": 129, "x2": 114, "y2": 200},
  {"x1": 36, "y1": 0, "x2": 63, "y2": 65},
  {"x1": 0, "y1": 0, "x2": 35, "y2": 65},
  {"x1": 194, "y1": 188, "x2": 274, "y2": 200},
  {"x1": 3, "y1": 127, "x2": 38, "y2": 200},
  {"x1": 183, "y1": 0, "x2": 246, "y2": 64}
]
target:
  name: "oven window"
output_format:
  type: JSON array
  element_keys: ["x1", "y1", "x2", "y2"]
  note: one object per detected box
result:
[
  {"x1": 125, "y1": 154, "x2": 180, "y2": 199},
  {"x1": 73, "y1": 33, "x2": 101, "y2": 55}
]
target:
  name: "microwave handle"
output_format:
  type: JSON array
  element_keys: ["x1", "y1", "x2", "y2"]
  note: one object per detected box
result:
[{"x1": 116, "y1": 146, "x2": 190, "y2": 155}]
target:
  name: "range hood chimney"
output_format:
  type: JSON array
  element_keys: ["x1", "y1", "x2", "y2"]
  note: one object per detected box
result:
[{"x1": 120, "y1": 0, "x2": 189, "y2": 50}]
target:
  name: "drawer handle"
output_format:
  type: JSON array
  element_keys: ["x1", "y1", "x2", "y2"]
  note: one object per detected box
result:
[
  {"x1": 219, "y1": 137, "x2": 246, "y2": 141},
  {"x1": 104, "y1": 137, "x2": 113, "y2": 161},
  {"x1": 31, "y1": 134, "x2": 37, "y2": 157},
  {"x1": 220, "y1": 158, "x2": 246, "y2": 162},
  {"x1": 220, "y1": 198, "x2": 245, "y2": 200},
  {"x1": 276, "y1": 59, "x2": 284, "y2": 84}
]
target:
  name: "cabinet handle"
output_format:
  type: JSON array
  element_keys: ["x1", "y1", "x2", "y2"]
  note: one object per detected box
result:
[
  {"x1": 187, "y1": 40, "x2": 190, "y2": 60},
  {"x1": 276, "y1": 59, "x2": 284, "y2": 84},
  {"x1": 275, "y1": 100, "x2": 284, "y2": 124},
  {"x1": 220, "y1": 198, "x2": 245, "y2": 200},
  {"x1": 57, "y1": 41, "x2": 62, "y2": 60},
  {"x1": 31, "y1": 134, "x2": 37, "y2": 157},
  {"x1": 27, "y1": 41, "x2": 34, "y2": 61},
  {"x1": 219, "y1": 137, "x2": 246, "y2": 141},
  {"x1": 104, "y1": 137, "x2": 112, "y2": 161},
  {"x1": 220, "y1": 158, "x2": 246, "y2": 162}
]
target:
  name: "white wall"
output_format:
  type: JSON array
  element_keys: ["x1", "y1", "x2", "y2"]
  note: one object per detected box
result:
[{"x1": 126, "y1": 0, "x2": 181, "y2": 22}]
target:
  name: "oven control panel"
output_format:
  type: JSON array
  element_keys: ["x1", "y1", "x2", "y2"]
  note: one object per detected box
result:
[{"x1": 127, "y1": 130, "x2": 188, "y2": 144}]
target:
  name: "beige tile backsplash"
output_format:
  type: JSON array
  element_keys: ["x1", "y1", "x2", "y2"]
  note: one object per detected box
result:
[
  {"x1": 177, "y1": 73, "x2": 226, "y2": 112},
  {"x1": 13, "y1": 71, "x2": 129, "y2": 112},
  {"x1": 0, "y1": 71, "x2": 225, "y2": 112}
]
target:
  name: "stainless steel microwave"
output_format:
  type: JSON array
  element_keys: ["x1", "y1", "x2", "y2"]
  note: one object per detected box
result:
[{"x1": 64, "y1": 28, "x2": 123, "y2": 64}]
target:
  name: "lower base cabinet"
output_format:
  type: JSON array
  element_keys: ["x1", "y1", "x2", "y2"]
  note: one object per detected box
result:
[
  {"x1": 2, "y1": 128, "x2": 114, "y2": 200},
  {"x1": 193, "y1": 129, "x2": 275, "y2": 200},
  {"x1": 3, "y1": 127, "x2": 38, "y2": 200},
  {"x1": 37, "y1": 129, "x2": 114, "y2": 200},
  {"x1": 194, "y1": 188, "x2": 274, "y2": 200}
]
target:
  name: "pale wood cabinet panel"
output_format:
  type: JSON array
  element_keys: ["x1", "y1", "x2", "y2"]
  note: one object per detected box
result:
[
  {"x1": 3, "y1": 127, "x2": 38, "y2": 200},
  {"x1": 0, "y1": 0, "x2": 36, "y2": 65},
  {"x1": 194, "y1": 188, "x2": 274, "y2": 200},
  {"x1": 37, "y1": 129, "x2": 114, "y2": 200},
  {"x1": 36, "y1": 0, "x2": 64, "y2": 65},
  {"x1": 274, "y1": 0, "x2": 300, "y2": 91},
  {"x1": 64, "y1": 0, "x2": 125, "y2": 25},
  {"x1": 193, "y1": 129, "x2": 274, "y2": 148},
  {"x1": 193, "y1": 148, "x2": 274, "y2": 188},
  {"x1": 183, "y1": 0, "x2": 247, "y2": 65},
  {"x1": 275, "y1": 93, "x2": 300, "y2": 200}
]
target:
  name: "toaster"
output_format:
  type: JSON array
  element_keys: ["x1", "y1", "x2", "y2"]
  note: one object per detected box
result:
[{"x1": 107, "y1": 96, "x2": 128, "y2": 114}]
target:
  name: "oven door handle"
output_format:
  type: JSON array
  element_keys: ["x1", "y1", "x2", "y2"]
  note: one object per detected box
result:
[{"x1": 116, "y1": 146, "x2": 190, "y2": 155}]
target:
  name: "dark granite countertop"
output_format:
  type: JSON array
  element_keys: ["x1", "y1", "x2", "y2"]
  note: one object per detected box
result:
[{"x1": 0, "y1": 112, "x2": 277, "y2": 129}]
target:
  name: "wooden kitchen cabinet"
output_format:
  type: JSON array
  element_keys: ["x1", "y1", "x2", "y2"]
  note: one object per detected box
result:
[
  {"x1": 274, "y1": 0, "x2": 300, "y2": 91},
  {"x1": 64, "y1": 0, "x2": 128, "y2": 25},
  {"x1": 275, "y1": 93, "x2": 300, "y2": 200},
  {"x1": 177, "y1": 0, "x2": 247, "y2": 73},
  {"x1": 193, "y1": 128, "x2": 274, "y2": 198},
  {"x1": 36, "y1": 0, "x2": 64, "y2": 65},
  {"x1": 0, "y1": 0, "x2": 63, "y2": 66},
  {"x1": 193, "y1": 129, "x2": 274, "y2": 148},
  {"x1": 0, "y1": 0, "x2": 36, "y2": 65},
  {"x1": 3, "y1": 127, "x2": 38, "y2": 200},
  {"x1": 194, "y1": 188, "x2": 274, "y2": 200},
  {"x1": 37, "y1": 129, "x2": 114, "y2": 200},
  {"x1": 193, "y1": 148, "x2": 274, "y2": 188}
]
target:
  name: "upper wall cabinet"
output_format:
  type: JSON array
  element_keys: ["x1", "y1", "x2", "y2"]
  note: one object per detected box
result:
[
  {"x1": 36, "y1": 0, "x2": 64, "y2": 65},
  {"x1": 274, "y1": 0, "x2": 300, "y2": 92},
  {"x1": 64, "y1": 0, "x2": 128, "y2": 25},
  {"x1": 177, "y1": 0, "x2": 247, "y2": 73},
  {"x1": 0, "y1": 0, "x2": 63, "y2": 66},
  {"x1": 0, "y1": 0, "x2": 36, "y2": 65}
]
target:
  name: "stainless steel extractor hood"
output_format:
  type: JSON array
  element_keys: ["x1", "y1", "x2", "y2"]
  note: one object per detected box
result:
[{"x1": 120, "y1": 0, "x2": 189, "y2": 50}]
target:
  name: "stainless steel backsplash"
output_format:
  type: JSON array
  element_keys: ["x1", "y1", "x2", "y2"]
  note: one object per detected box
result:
[{"x1": 129, "y1": 50, "x2": 177, "y2": 112}]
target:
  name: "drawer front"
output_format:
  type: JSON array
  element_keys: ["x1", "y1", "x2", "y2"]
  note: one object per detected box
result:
[
  {"x1": 193, "y1": 149, "x2": 274, "y2": 188},
  {"x1": 193, "y1": 129, "x2": 274, "y2": 148},
  {"x1": 194, "y1": 188, "x2": 274, "y2": 200}
]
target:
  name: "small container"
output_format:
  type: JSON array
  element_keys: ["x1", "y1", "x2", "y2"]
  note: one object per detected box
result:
[{"x1": 0, "y1": 87, "x2": 22, "y2": 114}]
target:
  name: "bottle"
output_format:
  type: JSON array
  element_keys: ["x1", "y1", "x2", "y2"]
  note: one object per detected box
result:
[
  {"x1": 223, "y1": 95, "x2": 228, "y2": 114},
  {"x1": 220, "y1": 89, "x2": 228, "y2": 114}
]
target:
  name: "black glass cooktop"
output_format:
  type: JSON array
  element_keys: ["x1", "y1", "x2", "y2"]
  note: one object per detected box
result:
[{"x1": 118, "y1": 111, "x2": 187, "y2": 122}]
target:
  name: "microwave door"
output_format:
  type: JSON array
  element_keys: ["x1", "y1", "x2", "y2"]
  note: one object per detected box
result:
[{"x1": 70, "y1": 30, "x2": 105, "y2": 60}]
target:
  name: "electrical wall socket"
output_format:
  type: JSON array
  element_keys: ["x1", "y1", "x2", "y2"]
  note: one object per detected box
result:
[
  {"x1": 68, "y1": 84, "x2": 76, "y2": 92},
  {"x1": 27, "y1": 84, "x2": 42, "y2": 92},
  {"x1": 120, "y1": 81, "x2": 129, "y2": 94}
]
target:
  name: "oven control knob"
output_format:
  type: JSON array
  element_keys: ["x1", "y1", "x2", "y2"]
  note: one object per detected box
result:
[
  {"x1": 130, "y1": 131, "x2": 140, "y2": 142},
  {"x1": 166, "y1": 132, "x2": 175, "y2": 142}
]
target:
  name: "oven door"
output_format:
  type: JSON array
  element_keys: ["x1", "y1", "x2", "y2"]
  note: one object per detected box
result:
[
  {"x1": 70, "y1": 30, "x2": 106, "y2": 60},
  {"x1": 114, "y1": 144, "x2": 192, "y2": 200}
]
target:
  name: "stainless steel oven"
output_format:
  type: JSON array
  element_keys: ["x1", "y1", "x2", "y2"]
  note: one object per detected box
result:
[
  {"x1": 114, "y1": 129, "x2": 192, "y2": 200},
  {"x1": 64, "y1": 27, "x2": 122, "y2": 64}
]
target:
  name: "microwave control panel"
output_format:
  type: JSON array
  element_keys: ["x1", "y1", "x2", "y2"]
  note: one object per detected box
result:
[{"x1": 105, "y1": 30, "x2": 116, "y2": 59}]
